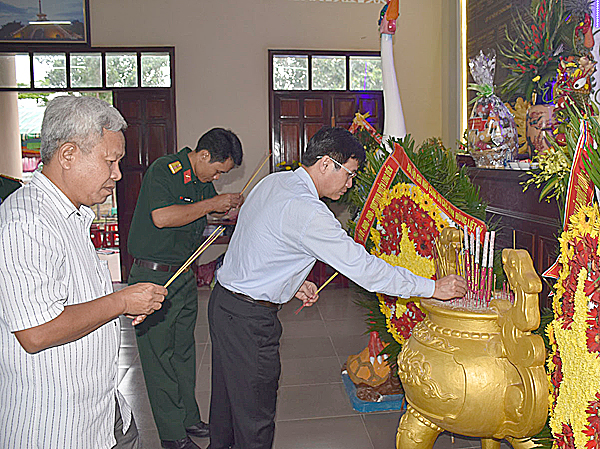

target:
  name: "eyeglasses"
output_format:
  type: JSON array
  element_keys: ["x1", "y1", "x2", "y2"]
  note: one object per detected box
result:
[{"x1": 317, "y1": 156, "x2": 357, "y2": 179}]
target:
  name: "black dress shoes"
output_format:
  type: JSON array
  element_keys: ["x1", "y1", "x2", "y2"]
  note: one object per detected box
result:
[
  {"x1": 185, "y1": 421, "x2": 210, "y2": 438},
  {"x1": 160, "y1": 436, "x2": 201, "y2": 449}
]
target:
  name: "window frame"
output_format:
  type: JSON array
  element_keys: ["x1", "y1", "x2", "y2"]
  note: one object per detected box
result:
[
  {"x1": 269, "y1": 49, "x2": 382, "y2": 93},
  {"x1": 0, "y1": 46, "x2": 174, "y2": 92}
]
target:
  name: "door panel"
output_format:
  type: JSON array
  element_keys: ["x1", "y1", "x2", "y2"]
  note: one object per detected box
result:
[
  {"x1": 304, "y1": 123, "x2": 324, "y2": 144},
  {"x1": 271, "y1": 91, "x2": 383, "y2": 171},
  {"x1": 281, "y1": 123, "x2": 300, "y2": 164},
  {"x1": 304, "y1": 98, "x2": 325, "y2": 118},
  {"x1": 148, "y1": 124, "x2": 169, "y2": 163},
  {"x1": 281, "y1": 99, "x2": 300, "y2": 118},
  {"x1": 334, "y1": 97, "x2": 356, "y2": 119},
  {"x1": 114, "y1": 89, "x2": 176, "y2": 281}
]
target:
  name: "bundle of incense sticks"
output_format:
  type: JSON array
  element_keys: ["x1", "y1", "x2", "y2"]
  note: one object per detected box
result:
[
  {"x1": 435, "y1": 227, "x2": 498, "y2": 309},
  {"x1": 496, "y1": 280, "x2": 515, "y2": 304}
]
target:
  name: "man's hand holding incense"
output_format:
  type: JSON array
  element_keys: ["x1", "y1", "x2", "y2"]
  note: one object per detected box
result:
[
  {"x1": 295, "y1": 280, "x2": 319, "y2": 308},
  {"x1": 115, "y1": 283, "x2": 167, "y2": 324},
  {"x1": 432, "y1": 274, "x2": 467, "y2": 300},
  {"x1": 211, "y1": 193, "x2": 243, "y2": 213}
]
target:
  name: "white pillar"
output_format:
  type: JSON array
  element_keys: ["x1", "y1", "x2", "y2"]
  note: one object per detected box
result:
[
  {"x1": 381, "y1": 33, "x2": 407, "y2": 143},
  {"x1": 0, "y1": 55, "x2": 23, "y2": 179}
]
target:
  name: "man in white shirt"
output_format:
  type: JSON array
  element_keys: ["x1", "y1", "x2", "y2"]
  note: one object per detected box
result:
[
  {"x1": 0, "y1": 96, "x2": 167, "y2": 449},
  {"x1": 209, "y1": 126, "x2": 467, "y2": 449}
]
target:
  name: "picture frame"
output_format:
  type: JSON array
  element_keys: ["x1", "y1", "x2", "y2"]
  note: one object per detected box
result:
[{"x1": 0, "y1": 0, "x2": 90, "y2": 46}]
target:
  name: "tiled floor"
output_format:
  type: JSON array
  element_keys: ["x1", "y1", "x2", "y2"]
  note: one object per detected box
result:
[{"x1": 116, "y1": 284, "x2": 508, "y2": 449}]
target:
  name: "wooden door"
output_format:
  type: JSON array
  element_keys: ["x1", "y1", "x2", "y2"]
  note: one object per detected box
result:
[
  {"x1": 114, "y1": 88, "x2": 177, "y2": 281},
  {"x1": 271, "y1": 92, "x2": 383, "y2": 171}
]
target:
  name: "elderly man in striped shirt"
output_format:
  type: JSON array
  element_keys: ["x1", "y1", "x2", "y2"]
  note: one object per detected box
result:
[{"x1": 0, "y1": 96, "x2": 167, "y2": 449}]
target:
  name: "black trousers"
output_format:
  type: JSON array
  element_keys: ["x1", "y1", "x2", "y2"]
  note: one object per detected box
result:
[{"x1": 208, "y1": 282, "x2": 283, "y2": 449}]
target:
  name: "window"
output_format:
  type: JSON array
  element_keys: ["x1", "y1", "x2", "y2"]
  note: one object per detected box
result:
[
  {"x1": 141, "y1": 52, "x2": 171, "y2": 87},
  {"x1": 70, "y1": 53, "x2": 102, "y2": 88},
  {"x1": 271, "y1": 50, "x2": 382, "y2": 92},
  {"x1": 269, "y1": 50, "x2": 384, "y2": 172},
  {"x1": 106, "y1": 52, "x2": 138, "y2": 88},
  {"x1": 349, "y1": 56, "x2": 383, "y2": 91},
  {"x1": 34, "y1": 53, "x2": 66, "y2": 88},
  {"x1": 0, "y1": 47, "x2": 173, "y2": 92},
  {"x1": 312, "y1": 56, "x2": 345, "y2": 90},
  {"x1": 273, "y1": 55, "x2": 308, "y2": 90}
]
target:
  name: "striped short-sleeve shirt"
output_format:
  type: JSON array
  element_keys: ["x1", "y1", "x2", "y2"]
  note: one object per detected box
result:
[{"x1": 0, "y1": 171, "x2": 132, "y2": 449}]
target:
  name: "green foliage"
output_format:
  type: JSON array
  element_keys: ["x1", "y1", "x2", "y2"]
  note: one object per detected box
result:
[
  {"x1": 354, "y1": 291, "x2": 403, "y2": 370},
  {"x1": 523, "y1": 99, "x2": 598, "y2": 225},
  {"x1": 70, "y1": 54, "x2": 102, "y2": 88},
  {"x1": 498, "y1": 0, "x2": 566, "y2": 102},
  {"x1": 350, "y1": 58, "x2": 383, "y2": 90},
  {"x1": 583, "y1": 114, "x2": 600, "y2": 191},
  {"x1": 312, "y1": 56, "x2": 346, "y2": 90},
  {"x1": 0, "y1": 21, "x2": 24, "y2": 39},
  {"x1": 18, "y1": 92, "x2": 51, "y2": 104}
]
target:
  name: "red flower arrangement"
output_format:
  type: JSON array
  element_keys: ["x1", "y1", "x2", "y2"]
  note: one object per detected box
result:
[
  {"x1": 551, "y1": 348, "x2": 563, "y2": 404},
  {"x1": 556, "y1": 423, "x2": 577, "y2": 449},
  {"x1": 378, "y1": 196, "x2": 439, "y2": 258},
  {"x1": 584, "y1": 394, "x2": 600, "y2": 449},
  {"x1": 587, "y1": 308, "x2": 600, "y2": 356}
]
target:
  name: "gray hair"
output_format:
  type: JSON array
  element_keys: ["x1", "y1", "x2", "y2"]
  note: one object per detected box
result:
[{"x1": 40, "y1": 96, "x2": 127, "y2": 164}]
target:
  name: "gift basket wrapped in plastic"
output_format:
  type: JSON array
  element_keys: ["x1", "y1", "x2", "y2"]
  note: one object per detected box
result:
[{"x1": 467, "y1": 50, "x2": 518, "y2": 168}]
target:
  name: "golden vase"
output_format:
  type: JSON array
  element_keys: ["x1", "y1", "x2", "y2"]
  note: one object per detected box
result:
[{"x1": 396, "y1": 248, "x2": 547, "y2": 449}]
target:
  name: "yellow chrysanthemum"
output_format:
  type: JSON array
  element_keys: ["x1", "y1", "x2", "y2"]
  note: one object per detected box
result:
[
  {"x1": 375, "y1": 224, "x2": 435, "y2": 279},
  {"x1": 549, "y1": 204, "x2": 600, "y2": 449},
  {"x1": 370, "y1": 184, "x2": 448, "y2": 345}
]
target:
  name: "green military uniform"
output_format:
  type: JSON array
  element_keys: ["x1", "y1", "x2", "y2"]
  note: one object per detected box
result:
[
  {"x1": 0, "y1": 174, "x2": 22, "y2": 204},
  {"x1": 128, "y1": 147, "x2": 217, "y2": 441}
]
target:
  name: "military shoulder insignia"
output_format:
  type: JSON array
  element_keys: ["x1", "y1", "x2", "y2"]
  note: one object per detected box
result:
[
  {"x1": 183, "y1": 169, "x2": 192, "y2": 184},
  {"x1": 168, "y1": 161, "x2": 182, "y2": 174}
]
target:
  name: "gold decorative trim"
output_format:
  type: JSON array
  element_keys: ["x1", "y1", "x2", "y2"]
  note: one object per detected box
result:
[
  {"x1": 411, "y1": 322, "x2": 458, "y2": 353},
  {"x1": 409, "y1": 404, "x2": 444, "y2": 432},
  {"x1": 424, "y1": 317, "x2": 492, "y2": 341},
  {"x1": 398, "y1": 411, "x2": 426, "y2": 443},
  {"x1": 398, "y1": 347, "x2": 457, "y2": 401}
]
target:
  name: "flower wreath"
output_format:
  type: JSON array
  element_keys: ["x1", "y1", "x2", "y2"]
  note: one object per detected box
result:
[
  {"x1": 548, "y1": 204, "x2": 600, "y2": 449},
  {"x1": 369, "y1": 182, "x2": 450, "y2": 344}
]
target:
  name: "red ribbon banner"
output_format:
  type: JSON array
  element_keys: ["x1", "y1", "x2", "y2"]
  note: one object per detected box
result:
[
  {"x1": 350, "y1": 113, "x2": 487, "y2": 245},
  {"x1": 543, "y1": 120, "x2": 595, "y2": 279}
]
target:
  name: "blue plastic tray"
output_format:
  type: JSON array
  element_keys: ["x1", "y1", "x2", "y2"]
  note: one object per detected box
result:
[{"x1": 341, "y1": 371, "x2": 407, "y2": 413}]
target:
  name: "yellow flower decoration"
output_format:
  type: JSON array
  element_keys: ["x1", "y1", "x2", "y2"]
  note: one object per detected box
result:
[
  {"x1": 370, "y1": 184, "x2": 449, "y2": 345},
  {"x1": 549, "y1": 204, "x2": 600, "y2": 449}
]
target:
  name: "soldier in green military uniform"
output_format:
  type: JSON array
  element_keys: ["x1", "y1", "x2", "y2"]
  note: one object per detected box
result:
[
  {"x1": 128, "y1": 128, "x2": 243, "y2": 449},
  {"x1": 0, "y1": 174, "x2": 22, "y2": 204}
]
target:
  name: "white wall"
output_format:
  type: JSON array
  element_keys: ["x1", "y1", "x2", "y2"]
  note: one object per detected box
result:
[{"x1": 90, "y1": 0, "x2": 447, "y2": 194}]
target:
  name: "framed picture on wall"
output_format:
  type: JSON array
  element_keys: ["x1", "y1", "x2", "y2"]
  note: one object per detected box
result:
[{"x1": 0, "y1": 0, "x2": 90, "y2": 45}]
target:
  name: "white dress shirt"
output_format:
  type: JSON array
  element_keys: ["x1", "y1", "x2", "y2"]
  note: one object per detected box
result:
[
  {"x1": 0, "y1": 172, "x2": 131, "y2": 449},
  {"x1": 217, "y1": 167, "x2": 435, "y2": 303}
]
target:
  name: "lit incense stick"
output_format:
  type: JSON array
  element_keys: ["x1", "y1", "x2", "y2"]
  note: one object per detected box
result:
[
  {"x1": 241, "y1": 153, "x2": 271, "y2": 194},
  {"x1": 479, "y1": 231, "x2": 489, "y2": 303},
  {"x1": 486, "y1": 231, "x2": 495, "y2": 304},
  {"x1": 294, "y1": 271, "x2": 339, "y2": 314},
  {"x1": 164, "y1": 226, "x2": 224, "y2": 288}
]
